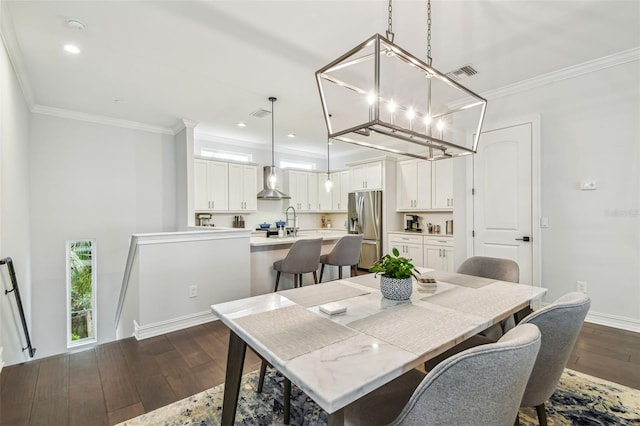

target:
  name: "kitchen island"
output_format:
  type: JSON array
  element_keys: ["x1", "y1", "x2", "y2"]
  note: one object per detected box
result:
[{"x1": 250, "y1": 229, "x2": 351, "y2": 295}]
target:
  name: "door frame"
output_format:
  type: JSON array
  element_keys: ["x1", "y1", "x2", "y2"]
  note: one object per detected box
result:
[{"x1": 464, "y1": 114, "x2": 542, "y2": 287}]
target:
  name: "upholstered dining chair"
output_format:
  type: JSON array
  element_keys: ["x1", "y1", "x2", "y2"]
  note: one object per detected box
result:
[
  {"x1": 345, "y1": 323, "x2": 542, "y2": 426},
  {"x1": 515, "y1": 292, "x2": 591, "y2": 426},
  {"x1": 272, "y1": 238, "x2": 322, "y2": 291},
  {"x1": 319, "y1": 234, "x2": 363, "y2": 282},
  {"x1": 458, "y1": 255, "x2": 521, "y2": 340}
]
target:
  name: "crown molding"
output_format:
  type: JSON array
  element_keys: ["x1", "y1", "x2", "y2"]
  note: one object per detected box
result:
[
  {"x1": 31, "y1": 105, "x2": 175, "y2": 135},
  {"x1": 449, "y1": 47, "x2": 640, "y2": 109},
  {"x1": 0, "y1": 1, "x2": 36, "y2": 109},
  {"x1": 172, "y1": 118, "x2": 199, "y2": 134}
]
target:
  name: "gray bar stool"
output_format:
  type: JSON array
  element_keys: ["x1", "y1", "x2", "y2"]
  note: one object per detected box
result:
[
  {"x1": 273, "y1": 238, "x2": 322, "y2": 291},
  {"x1": 319, "y1": 234, "x2": 363, "y2": 282}
]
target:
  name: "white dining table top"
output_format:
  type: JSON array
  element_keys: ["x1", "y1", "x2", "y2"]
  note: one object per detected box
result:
[{"x1": 211, "y1": 268, "x2": 547, "y2": 414}]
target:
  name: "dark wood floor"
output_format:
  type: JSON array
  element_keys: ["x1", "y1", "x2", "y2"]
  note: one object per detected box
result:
[{"x1": 1, "y1": 321, "x2": 638, "y2": 425}]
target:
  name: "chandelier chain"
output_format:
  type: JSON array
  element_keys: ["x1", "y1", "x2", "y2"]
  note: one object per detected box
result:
[
  {"x1": 386, "y1": 0, "x2": 394, "y2": 42},
  {"x1": 427, "y1": 0, "x2": 432, "y2": 65}
]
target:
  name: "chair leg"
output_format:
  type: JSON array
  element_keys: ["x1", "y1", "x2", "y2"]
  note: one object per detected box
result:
[
  {"x1": 351, "y1": 265, "x2": 358, "y2": 277},
  {"x1": 513, "y1": 412, "x2": 519, "y2": 426},
  {"x1": 257, "y1": 359, "x2": 268, "y2": 393},
  {"x1": 274, "y1": 271, "x2": 281, "y2": 292},
  {"x1": 319, "y1": 264, "x2": 325, "y2": 283},
  {"x1": 283, "y1": 378, "x2": 291, "y2": 424},
  {"x1": 313, "y1": 271, "x2": 318, "y2": 284},
  {"x1": 536, "y1": 403, "x2": 547, "y2": 426},
  {"x1": 293, "y1": 274, "x2": 298, "y2": 288},
  {"x1": 338, "y1": 266, "x2": 342, "y2": 279}
]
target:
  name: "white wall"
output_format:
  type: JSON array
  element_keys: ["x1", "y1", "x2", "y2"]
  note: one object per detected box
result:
[
  {"x1": 28, "y1": 114, "x2": 177, "y2": 359},
  {"x1": 460, "y1": 60, "x2": 640, "y2": 329},
  {"x1": 0, "y1": 24, "x2": 32, "y2": 366}
]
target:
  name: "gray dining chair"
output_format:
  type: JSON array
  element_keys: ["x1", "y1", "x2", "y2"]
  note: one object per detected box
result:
[
  {"x1": 319, "y1": 234, "x2": 363, "y2": 282},
  {"x1": 515, "y1": 292, "x2": 591, "y2": 426},
  {"x1": 272, "y1": 238, "x2": 322, "y2": 291},
  {"x1": 345, "y1": 323, "x2": 542, "y2": 426},
  {"x1": 458, "y1": 255, "x2": 520, "y2": 340}
]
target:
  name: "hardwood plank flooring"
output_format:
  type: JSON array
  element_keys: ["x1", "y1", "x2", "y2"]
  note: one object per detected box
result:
[{"x1": 1, "y1": 321, "x2": 637, "y2": 425}]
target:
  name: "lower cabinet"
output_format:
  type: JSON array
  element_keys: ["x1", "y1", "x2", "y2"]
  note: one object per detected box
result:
[
  {"x1": 388, "y1": 234, "x2": 424, "y2": 267},
  {"x1": 423, "y1": 236, "x2": 454, "y2": 272}
]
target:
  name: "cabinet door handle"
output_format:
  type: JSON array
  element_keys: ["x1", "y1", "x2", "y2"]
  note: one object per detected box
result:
[{"x1": 211, "y1": 201, "x2": 214, "y2": 209}]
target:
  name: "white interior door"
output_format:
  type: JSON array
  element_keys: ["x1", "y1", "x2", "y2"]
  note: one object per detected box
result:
[{"x1": 473, "y1": 123, "x2": 533, "y2": 284}]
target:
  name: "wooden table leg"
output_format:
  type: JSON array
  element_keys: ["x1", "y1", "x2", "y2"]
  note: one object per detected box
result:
[
  {"x1": 221, "y1": 330, "x2": 247, "y2": 426},
  {"x1": 328, "y1": 408, "x2": 344, "y2": 426}
]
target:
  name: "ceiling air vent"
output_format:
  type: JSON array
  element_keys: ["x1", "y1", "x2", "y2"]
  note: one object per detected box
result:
[
  {"x1": 445, "y1": 63, "x2": 478, "y2": 82},
  {"x1": 251, "y1": 109, "x2": 271, "y2": 118}
]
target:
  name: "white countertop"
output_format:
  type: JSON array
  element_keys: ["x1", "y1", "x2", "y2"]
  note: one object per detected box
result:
[
  {"x1": 250, "y1": 229, "x2": 347, "y2": 247},
  {"x1": 388, "y1": 231, "x2": 454, "y2": 237}
]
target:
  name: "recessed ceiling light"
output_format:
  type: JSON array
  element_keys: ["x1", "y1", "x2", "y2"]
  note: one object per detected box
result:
[
  {"x1": 114, "y1": 99, "x2": 129, "y2": 104},
  {"x1": 66, "y1": 19, "x2": 86, "y2": 31},
  {"x1": 236, "y1": 122, "x2": 246, "y2": 127},
  {"x1": 328, "y1": 141, "x2": 334, "y2": 145},
  {"x1": 63, "y1": 44, "x2": 81, "y2": 54},
  {"x1": 287, "y1": 133, "x2": 296, "y2": 138}
]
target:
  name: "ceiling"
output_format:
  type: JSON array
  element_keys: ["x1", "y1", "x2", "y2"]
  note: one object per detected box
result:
[{"x1": 2, "y1": 1, "x2": 639, "y2": 158}]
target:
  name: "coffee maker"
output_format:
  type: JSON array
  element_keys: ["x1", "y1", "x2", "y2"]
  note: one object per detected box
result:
[
  {"x1": 195, "y1": 213, "x2": 213, "y2": 227},
  {"x1": 404, "y1": 215, "x2": 422, "y2": 232}
]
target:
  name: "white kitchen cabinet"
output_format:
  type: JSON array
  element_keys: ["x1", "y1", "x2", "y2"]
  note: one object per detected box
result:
[
  {"x1": 194, "y1": 159, "x2": 228, "y2": 211},
  {"x1": 432, "y1": 160, "x2": 454, "y2": 209},
  {"x1": 283, "y1": 170, "x2": 319, "y2": 211},
  {"x1": 388, "y1": 233, "x2": 424, "y2": 267},
  {"x1": 332, "y1": 171, "x2": 350, "y2": 211},
  {"x1": 228, "y1": 163, "x2": 257, "y2": 211},
  {"x1": 397, "y1": 159, "x2": 432, "y2": 211},
  {"x1": 350, "y1": 161, "x2": 383, "y2": 190},
  {"x1": 423, "y1": 236, "x2": 454, "y2": 271}
]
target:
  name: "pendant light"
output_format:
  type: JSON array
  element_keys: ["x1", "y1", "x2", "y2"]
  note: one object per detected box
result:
[
  {"x1": 324, "y1": 135, "x2": 333, "y2": 192},
  {"x1": 257, "y1": 97, "x2": 291, "y2": 200},
  {"x1": 316, "y1": 0, "x2": 487, "y2": 161}
]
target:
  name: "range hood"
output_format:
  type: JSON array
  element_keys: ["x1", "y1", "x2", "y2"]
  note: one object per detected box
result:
[{"x1": 257, "y1": 166, "x2": 290, "y2": 200}]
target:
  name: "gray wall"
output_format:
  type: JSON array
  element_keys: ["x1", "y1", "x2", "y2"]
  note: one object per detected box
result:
[
  {"x1": 28, "y1": 115, "x2": 176, "y2": 359},
  {"x1": 0, "y1": 27, "x2": 32, "y2": 366}
]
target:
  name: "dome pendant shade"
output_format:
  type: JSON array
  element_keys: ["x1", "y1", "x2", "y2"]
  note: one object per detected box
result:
[{"x1": 316, "y1": 33, "x2": 487, "y2": 161}]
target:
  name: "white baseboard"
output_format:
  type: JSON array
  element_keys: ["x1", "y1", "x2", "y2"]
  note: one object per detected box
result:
[
  {"x1": 133, "y1": 311, "x2": 219, "y2": 340},
  {"x1": 585, "y1": 311, "x2": 640, "y2": 333}
]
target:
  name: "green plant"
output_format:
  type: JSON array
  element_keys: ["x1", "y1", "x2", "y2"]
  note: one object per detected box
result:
[{"x1": 369, "y1": 247, "x2": 420, "y2": 279}]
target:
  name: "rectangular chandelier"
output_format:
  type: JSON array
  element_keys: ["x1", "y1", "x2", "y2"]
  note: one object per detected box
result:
[{"x1": 316, "y1": 33, "x2": 487, "y2": 161}]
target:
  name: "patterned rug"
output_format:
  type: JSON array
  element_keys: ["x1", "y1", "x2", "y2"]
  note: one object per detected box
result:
[{"x1": 117, "y1": 368, "x2": 640, "y2": 426}]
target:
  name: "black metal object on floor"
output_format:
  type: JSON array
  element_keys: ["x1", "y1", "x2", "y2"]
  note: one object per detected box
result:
[{"x1": 1, "y1": 257, "x2": 36, "y2": 358}]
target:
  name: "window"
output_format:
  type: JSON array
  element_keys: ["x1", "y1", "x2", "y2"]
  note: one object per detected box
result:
[
  {"x1": 280, "y1": 159, "x2": 316, "y2": 170},
  {"x1": 200, "y1": 148, "x2": 251, "y2": 163},
  {"x1": 67, "y1": 240, "x2": 97, "y2": 347}
]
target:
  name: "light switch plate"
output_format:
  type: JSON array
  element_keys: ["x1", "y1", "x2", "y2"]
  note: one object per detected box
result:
[
  {"x1": 540, "y1": 217, "x2": 549, "y2": 228},
  {"x1": 580, "y1": 180, "x2": 597, "y2": 190}
]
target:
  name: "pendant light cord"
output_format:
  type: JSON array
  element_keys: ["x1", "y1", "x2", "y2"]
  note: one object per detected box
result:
[
  {"x1": 269, "y1": 97, "x2": 276, "y2": 167},
  {"x1": 426, "y1": 0, "x2": 432, "y2": 66},
  {"x1": 386, "y1": 0, "x2": 394, "y2": 42}
]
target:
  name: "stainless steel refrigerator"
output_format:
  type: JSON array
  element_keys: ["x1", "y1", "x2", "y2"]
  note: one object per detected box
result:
[{"x1": 348, "y1": 190, "x2": 383, "y2": 269}]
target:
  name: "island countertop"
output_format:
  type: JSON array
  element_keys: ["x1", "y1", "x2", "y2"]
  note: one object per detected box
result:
[{"x1": 250, "y1": 229, "x2": 347, "y2": 247}]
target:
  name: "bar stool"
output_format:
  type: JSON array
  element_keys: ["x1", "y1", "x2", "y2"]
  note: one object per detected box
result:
[
  {"x1": 319, "y1": 234, "x2": 363, "y2": 282},
  {"x1": 273, "y1": 238, "x2": 322, "y2": 291}
]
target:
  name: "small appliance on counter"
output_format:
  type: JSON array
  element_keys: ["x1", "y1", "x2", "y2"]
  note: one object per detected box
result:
[
  {"x1": 446, "y1": 220, "x2": 453, "y2": 235},
  {"x1": 233, "y1": 216, "x2": 245, "y2": 228},
  {"x1": 404, "y1": 214, "x2": 422, "y2": 232},
  {"x1": 195, "y1": 213, "x2": 213, "y2": 227}
]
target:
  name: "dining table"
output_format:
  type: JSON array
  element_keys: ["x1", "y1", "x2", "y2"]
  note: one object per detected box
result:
[{"x1": 210, "y1": 268, "x2": 547, "y2": 425}]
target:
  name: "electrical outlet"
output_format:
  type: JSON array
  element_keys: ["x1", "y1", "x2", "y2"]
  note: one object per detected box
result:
[
  {"x1": 189, "y1": 285, "x2": 198, "y2": 298},
  {"x1": 576, "y1": 281, "x2": 587, "y2": 293}
]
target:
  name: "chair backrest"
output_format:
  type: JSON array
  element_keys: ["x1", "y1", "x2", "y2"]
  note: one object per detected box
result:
[
  {"x1": 519, "y1": 292, "x2": 590, "y2": 407},
  {"x1": 281, "y1": 238, "x2": 322, "y2": 274},
  {"x1": 325, "y1": 234, "x2": 363, "y2": 266},
  {"x1": 391, "y1": 323, "x2": 541, "y2": 426},
  {"x1": 457, "y1": 256, "x2": 520, "y2": 283}
]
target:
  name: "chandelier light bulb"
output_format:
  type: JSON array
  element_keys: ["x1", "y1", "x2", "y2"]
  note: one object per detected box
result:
[
  {"x1": 437, "y1": 120, "x2": 445, "y2": 131},
  {"x1": 367, "y1": 92, "x2": 376, "y2": 105},
  {"x1": 388, "y1": 100, "x2": 397, "y2": 113},
  {"x1": 407, "y1": 108, "x2": 415, "y2": 120},
  {"x1": 423, "y1": 115, "x2": 432, "y2": 126}
]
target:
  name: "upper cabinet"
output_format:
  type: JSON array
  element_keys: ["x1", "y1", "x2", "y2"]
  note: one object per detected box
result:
[
  {"x1": 194, "y1": 159, "x2": 229, "y2": 211},
  {"x1": 396, "y1": 158, "x2": 453, "y2": 211},
  {"x1": 350, "y1": 160, "x2": 383, "y2": 190},
  {"x1": 397, "y1": 159, "x2": 431, "y2": 211},
  {"x1": 228, "y1": 163, "x2": 258, "y2": 211},
  {"x1": 432, "y1": 160, "x2": 454, "y2": 209},
  {"x1": 331, "y1": 171, "x2": 349, "y2": 211}
]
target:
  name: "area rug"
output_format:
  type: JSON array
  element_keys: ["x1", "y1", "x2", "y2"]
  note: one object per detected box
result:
[{"x1": 117, "y1": 368, "x2": 640, "y2": 426}]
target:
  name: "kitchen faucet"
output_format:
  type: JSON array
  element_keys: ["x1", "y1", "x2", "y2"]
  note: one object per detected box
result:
[{"x1": 285, "y1": 206, "x2": 297, "y2": 237}]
